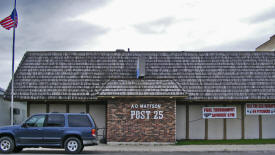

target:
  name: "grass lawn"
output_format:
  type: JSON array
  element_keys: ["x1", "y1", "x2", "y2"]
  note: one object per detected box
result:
[{"x1": 176, "y1": 139, "x2": 275, "y2": 145}]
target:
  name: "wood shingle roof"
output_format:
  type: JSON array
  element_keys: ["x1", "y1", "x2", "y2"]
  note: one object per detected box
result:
[
  {"x1": 5, "y1": 51, "x2": 275, "y2": 101},
  {"x1": 97, "y1": 79, "x2": 186, "y2": 97}
]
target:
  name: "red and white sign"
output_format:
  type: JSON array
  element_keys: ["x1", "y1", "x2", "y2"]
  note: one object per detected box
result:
[
  {"x1": 246, "y1": 103, "x2": 275, "y2": 115},
  {"x1": 202, "y1": 107, "x2": 236, "y2": 119}
]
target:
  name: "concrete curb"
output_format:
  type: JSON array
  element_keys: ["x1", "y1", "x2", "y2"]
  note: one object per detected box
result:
[{"x1": 83, "y1": 144, "x2": 275, "y2": 152}]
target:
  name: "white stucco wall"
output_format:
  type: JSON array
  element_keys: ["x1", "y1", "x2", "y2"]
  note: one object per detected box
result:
[
  {"x1": 189, "y1": 104, "x2": 205, "y2": 139},
  {"x1": 69, "y1": 104, "x2": 86, "y2": 113},
  {"x1": 13, "y1": 101, "x2": 27, "y2": 125},
  {"x1": 49, "y1": 104, "x2": 66, "y2": 113},
  {"x1": 262, "y1": 115, "x2": 275, "y2": 139},
  {"x1": 245, "y1": 115, "x2": 259, "y2": 139},
  {"x1": 0, "y1": 98, "x2": 27, "y2": 126},
  {"x1": 176, "y1": 104, "x2": 186, "y2": 140},
  {"x1": 226, "y1": 105, "x2": 242, "y2": 139},
  {"x1": 0, "y1": 97, "x2": 10, "y2": 126}
]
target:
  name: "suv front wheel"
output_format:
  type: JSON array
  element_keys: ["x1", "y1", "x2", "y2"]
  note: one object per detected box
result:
[
  {"x1": 64, "y1": 137, "x2": 83, "y2": 154},
  {"x1": 0, "y1": 136, "x2": 15, "y2": 153}
]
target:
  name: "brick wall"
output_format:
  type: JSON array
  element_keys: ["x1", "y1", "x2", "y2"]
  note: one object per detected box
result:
[{"x1": 107, "y1": 98, "x2": 176, "y2": 142}]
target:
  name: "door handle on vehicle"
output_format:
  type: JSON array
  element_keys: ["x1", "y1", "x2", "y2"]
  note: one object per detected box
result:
[{"x1": 35, "y1": 128, "x2": 42, "y2": 131}]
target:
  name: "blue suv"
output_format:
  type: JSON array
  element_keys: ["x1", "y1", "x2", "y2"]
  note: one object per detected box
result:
[{"x1": 0, "y1": 113, "x2": 98, "y2": 154}]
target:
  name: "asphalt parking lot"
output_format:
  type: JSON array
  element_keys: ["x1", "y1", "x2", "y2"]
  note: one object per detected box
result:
[{"x1": 10, "y1": 150, "x2": 275, "y2": 155}]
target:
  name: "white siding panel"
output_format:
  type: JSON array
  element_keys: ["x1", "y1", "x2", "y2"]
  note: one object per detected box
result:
[
  {"x1": 176, "y1": 104, "x2": 186, "y2": 140},
  {"x1": 69, "y1": 104, "x2": 85, "y2": 113},
  {"x1": 189, "y1": 105, "x2": 205, "y2": 139},
  {"x1": 207, "y1": 105, "x2": 224, "y2": 139},
  {"x1": 262, "y1": 115, "x2": 275, "y2": 139},
  {"x1": 49, "y1": 104, "x2": 66, "y2": 113},
  {"x1": 29, "y1": 104, "x2": 46, "y2": 116},
  {"x1": 226, "y1": 105, "x2": 242, "y2": 139},
  {"x1": 208, "y1": 118, "x2": 223, "y2": 139},
  {"x1": 245, "y1": 115, "x2": 259, "y2": 139}
]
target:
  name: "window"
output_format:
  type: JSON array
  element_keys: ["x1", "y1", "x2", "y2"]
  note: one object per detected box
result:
[
  {"x1": 46, "y1": 114, "x2": 65, "y2": 127},
  {"x1": 25, "y1": 115, "x2": 45, "y2": 127},
  {"x1": 13, "y1": 108, "x2": 20, "y2": 115},
  {"x1": 68, "y1": 115, "x2": 91, "y2": 127}
]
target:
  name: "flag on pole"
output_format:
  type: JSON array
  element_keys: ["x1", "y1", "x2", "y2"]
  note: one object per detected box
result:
[{"x1": 0, "y1": 9, "x2": 18, "y2": 30}]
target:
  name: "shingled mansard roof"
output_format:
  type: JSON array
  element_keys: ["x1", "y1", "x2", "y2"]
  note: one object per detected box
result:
[{"x1": 5, "y1": 51, "x2": 275, "y2": 101}]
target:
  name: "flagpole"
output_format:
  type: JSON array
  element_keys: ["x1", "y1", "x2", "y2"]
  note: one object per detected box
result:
[{"x1": 11, "y1": 0, "x2": 17, "y2": 125}]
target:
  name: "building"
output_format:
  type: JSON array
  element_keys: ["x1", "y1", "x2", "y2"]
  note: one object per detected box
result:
[
  {"x1": 5, "y1": 51, "x2": 275, "y2": 143},
  {"x1": 0, "y1": 88, "x2": 10, "y2": 126},
  {"x1": 0, "y1": 87, "x2": 27, "y2": 126},
  {"x1": 256, "y1": 34, "x2": 275, "y2": 51}
]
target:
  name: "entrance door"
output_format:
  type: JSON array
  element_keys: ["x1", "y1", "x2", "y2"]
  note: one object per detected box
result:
[{"x1": 89, "y1": 104, "x2": 106, "y2": 141}]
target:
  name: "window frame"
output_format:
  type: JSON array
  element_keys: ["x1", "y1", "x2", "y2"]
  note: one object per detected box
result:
[
  {"x1": 68, "y1": 115, "x2": 92, "y2": 127},
  {"x1": 44, "y1": 114, "x2": 65, "y2": 127}
]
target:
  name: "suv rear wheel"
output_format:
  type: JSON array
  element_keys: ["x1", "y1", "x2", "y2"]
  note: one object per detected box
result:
[
  {"x1": 64, "y1": 137, "x2": 83, "y2": 154},
  {"x1": 0, "y1": 136, "x2": 15, "y2": 153}
]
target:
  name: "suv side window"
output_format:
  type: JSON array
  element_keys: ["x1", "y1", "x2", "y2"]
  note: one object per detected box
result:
[
  {"x1": 46, "y1": 114, "x2": 65, "y2": 127},
  {"x1": 25, "y1": 115, "x2": 46, "y2": 127},
  {"x1": 68, "y1": 115, "x2": 92, "y2": 127}
]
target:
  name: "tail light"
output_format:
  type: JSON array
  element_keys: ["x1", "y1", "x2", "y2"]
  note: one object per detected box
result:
[{"x1": 91, "y1": 129, "x2": 96, "y2": 136}]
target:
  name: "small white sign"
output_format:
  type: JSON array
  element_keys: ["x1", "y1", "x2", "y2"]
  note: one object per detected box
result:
[
  {"x1": 246, "y1": 103, "x2": 275, "y2": 115},
  {"x1": 202, "y1": 107, "x2": 236, "y2": 119}
]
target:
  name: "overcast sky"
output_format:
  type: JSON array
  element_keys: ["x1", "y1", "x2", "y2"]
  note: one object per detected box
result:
[{"x1": 0, "y1": 0, "x2": 275, "y2": 89}]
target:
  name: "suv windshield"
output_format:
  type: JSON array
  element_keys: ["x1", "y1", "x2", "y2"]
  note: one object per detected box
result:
[{"x1": 25, "y1": 115, "x2": 45, "y2": 127}]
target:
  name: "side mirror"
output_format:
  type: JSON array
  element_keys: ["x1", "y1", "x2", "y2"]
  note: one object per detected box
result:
[{"x1": 21, "y1": 123, "x2": 27, "y2": 128}]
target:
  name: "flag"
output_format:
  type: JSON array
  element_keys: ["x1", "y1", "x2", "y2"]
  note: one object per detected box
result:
[{"x1": 0, "y1": 9, "x2": 18, "y2": 30}]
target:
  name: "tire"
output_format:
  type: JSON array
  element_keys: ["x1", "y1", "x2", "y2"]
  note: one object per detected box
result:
[
  {"x1": 64, "y1": 137, "x2": 83, "y2": 154},
  {"x1": 0, "y1": 136, "x2": 15, "y2": 153},
  {"x1": 13, "y1": 147, "x2": 23, "y2": 153}
]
